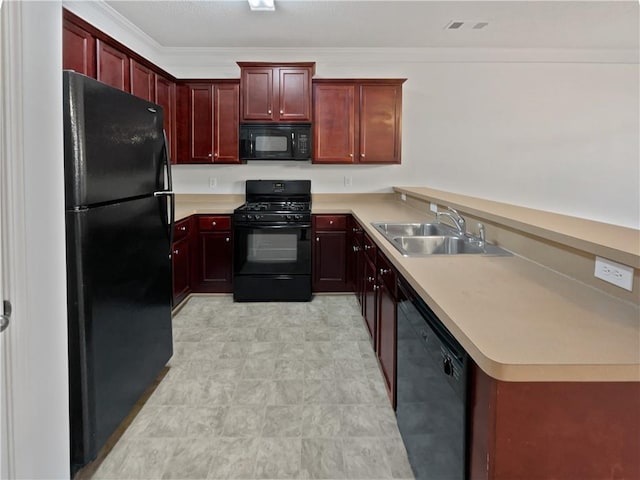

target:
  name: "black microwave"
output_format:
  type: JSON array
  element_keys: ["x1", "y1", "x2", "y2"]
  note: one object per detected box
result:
[{"x1": 240, "y1": 124, "x2": 312, "y2": 161}]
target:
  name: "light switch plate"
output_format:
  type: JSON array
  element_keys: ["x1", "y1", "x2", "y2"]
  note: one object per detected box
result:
[{"x1": 594, "y1": 256, "x2": 634, "y2": 291}]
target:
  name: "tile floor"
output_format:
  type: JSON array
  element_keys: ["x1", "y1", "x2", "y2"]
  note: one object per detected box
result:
[{"x1": 92, "y1": 294, "x2": 414, "y2": 480}]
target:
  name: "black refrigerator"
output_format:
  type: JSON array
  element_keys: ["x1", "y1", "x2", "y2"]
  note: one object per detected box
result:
[{"x1": 63, "y1": 71, "x2": 174, "y2": 474}]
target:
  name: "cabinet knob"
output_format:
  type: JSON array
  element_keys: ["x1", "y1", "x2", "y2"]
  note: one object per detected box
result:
[
  {"x1": 212, "y1": 221, "x2": 217, "y2": 226},
  {"x1": 329, "y1": 220, "x2": 333, "y2": 224},
  {"x1": 214, "y1": 153, "x2": 218, "y2": 157},
  {"x1": 208, "y1": 153, "x2": 213, "y2": 158},
  {"x1": 373, "y1": 285, "x2": 379, "y2": 291},
  {"x1": 349, "y1": 153, "x2": 353, "y2": 158},
  {"x1": 353, "y1": 245, "x2": 360, "y2": 252},
  {"x1": 173, "y1": 249, "x2": 179, "y2": 255},
  {"x1": 279, "y1": 109, "x2": 283, "y2": 115},
  {"x1": 268, "y1": 109, "x2": 272, "y2": 114},
  {"x1": 316, "y1": 237, "x2": 320, "y2": 242},
  {"x1": 368, "y1": 276, "x2": 374, "y2": 282},
  {"x1": 360, "y1": 153, "x2": 365, "y2": 158},
  {"x1": 380, "y1": 268, "x2": 390, "y2": 275},
  {"x1": 225, "y1": 237, "x2": 230, "y2": 242},
  {"x1": 180, "y1": 226, "x2": 186, "y2": 231},
  {"x1": 364, "y1": 245, "x2": 370, "y2": 250}
]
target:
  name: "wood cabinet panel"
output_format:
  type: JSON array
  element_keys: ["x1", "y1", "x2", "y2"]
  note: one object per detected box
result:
[
  {"x1": 279, "y1": 68, "x2": 312, "y2": 122},
  {"x1": 214, "y1": 83, "x2": 241, "y2": 163},
  {"x1": 239, "y1": 63, "x2": 314, "y2": 123},
  {"x1": 172, "y1": 236, "x2": 191, "y2": 306},
  {"x1": 363, "y1": 256, "x2": 377, "y2": 345},
  {"x1": 312, "y1": 215, "x2": 349, "y2": 292},
  {"x1": 189, "y1": 84, "x2": 215, "y2": 162},
  {"x1": 377, "y1": 277, "x2": 396, "y2": 407},
  {"x1": 129, "y1": 59, "x2": 154, "y2": 101},
  {"x1": 313, "y1": 84, "x2": 356, "y2": 164},
  {"x1": 155, "y1": 75, "x2": 177, "y2": 164},
  {"x1": 241, "y1": 68, "x2": 274, "y2": 121},
  {"x1": 359, "y1": 84, "x2": 402, "y2": 164},
  {"x1": 198, "y1": 231, "x2": 233, "y2": 293},
  {"x1": 470, "y1": 368, "x2": 640, "y2": 480},
  {"x1": 313, "y1": 79, "x2": 404, "y2": 164},
  {"x1": 62, "y1": 19, "x2": 95, "y2": 77},
  {"x1": 96, "y1": 39, "x2": 130, "y2": 91}
]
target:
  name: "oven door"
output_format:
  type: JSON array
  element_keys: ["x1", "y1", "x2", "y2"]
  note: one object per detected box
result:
[{"x1": 234, "y1": 223, "x2": 311, "y2": 276}]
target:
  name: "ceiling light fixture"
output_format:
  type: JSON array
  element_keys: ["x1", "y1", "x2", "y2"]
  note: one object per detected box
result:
[{"x1": 248, "y1": 0, "x2": 275, "y2": 11}]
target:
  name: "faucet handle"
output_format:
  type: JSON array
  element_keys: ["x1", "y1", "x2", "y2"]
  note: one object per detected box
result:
[{"x1": 477, "y1": 223, "x2": 486, "y2": 244}]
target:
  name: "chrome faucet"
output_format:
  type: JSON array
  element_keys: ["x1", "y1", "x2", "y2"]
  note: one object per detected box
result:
[{"x1": 435, "y1": 207, "x2": 466, "y2": 236}]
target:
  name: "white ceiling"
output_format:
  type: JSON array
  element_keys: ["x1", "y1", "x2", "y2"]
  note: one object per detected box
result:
[{"x1": 104, "y1": 0, "x2": 639, "y2": 50}]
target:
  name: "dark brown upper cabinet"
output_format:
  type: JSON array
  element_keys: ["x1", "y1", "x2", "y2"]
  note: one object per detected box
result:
[
  {"x1": 130, "y1": 59, "x2": 155, "y2": 102},
  {"x1": 155, "y1": 75, "x2": 177, "y2": 164},
  {"x1": 238, "y1": 62, "x2": 315, "y2": 123},
  {"x1": 313, "y1": 79, "x2": 405, "y2": 164},
  {"x1": 177, "y1": 81, "x2": 240, "y2": 164},
  {"x1": 63, "y1": 18, "x2": 95, "y2": 77},
  {"x1": 96, "y1": 39, "x2": 130, "y2": 92}
]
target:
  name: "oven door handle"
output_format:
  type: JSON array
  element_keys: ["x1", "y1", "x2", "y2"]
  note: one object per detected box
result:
[{"x1": 235, "y1": 223, "x2": 311, "y2": 229}]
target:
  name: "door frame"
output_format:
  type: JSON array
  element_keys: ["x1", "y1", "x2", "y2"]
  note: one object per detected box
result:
[{"x1": 1, "y1": 2, "x2": 70, "y2": 478}]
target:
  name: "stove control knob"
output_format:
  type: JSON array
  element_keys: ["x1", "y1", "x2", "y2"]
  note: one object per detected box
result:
[
  {"x1": 255, "y1": 215, "x2": 261, "y2": 220},
  {"x1": 247, "y1": 215, "x2": 254, "y2": 220},
  {"x1": 295, "y1": 215, "x2": 302, "y2": 220},
  {"x1": 286, "y1": 215, "x2": 293, "y2": 220}
]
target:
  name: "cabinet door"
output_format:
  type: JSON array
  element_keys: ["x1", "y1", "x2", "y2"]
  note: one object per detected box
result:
[
  {"x1": 241, "y1": 68, "x2": 274, "y2": 121},
  {"x1": 172, "y1": 236, "x2": 191, "y2": 306},
  {"x1": 96, "y1": 39, "x2": 130, "y2": 91},
  {"x1": 377, "y1": 278, "x2": 396, "y2": 408},
  {"x1": 363, "y1": 257, "x2": 377, "y2": 346},
  {"x1": 155, "y1": 75, "x2": 177, "y2": 164},
  {"x1": 313, "y1": 83, "x2": 356, "y2": 164},
  {"x1": 63, "y1": 19, "x2": 95, "y2": 77},
  {"x1": 313, "y1": 231, "x2": 348, "y2": 292},
  {"x1": 279, "y1": 68, "x2": 312, "y2": 122},
  {"x1": 214, "y1": 83, "x2": 240, "y2": 164},
  {"x1": 129, "y1": 59, "x2": 154, "y2": 101},
  {"x1": 198, "y1": 231, "x2": 233, "y2": 293},
  {"x1": 188, "y1": 84, "x2": 214, "y2": 163},
  {"x1": 359, "y1": 84, "x2": 402, "y2": 164}
]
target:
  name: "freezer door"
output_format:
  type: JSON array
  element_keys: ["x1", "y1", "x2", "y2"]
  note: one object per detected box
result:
[
  {"x1": 66, "y1": 195, "x2": 173, "y2": 471},
  {"x1": 63, "y1": 71, "x2": 166, "y2": 208}
]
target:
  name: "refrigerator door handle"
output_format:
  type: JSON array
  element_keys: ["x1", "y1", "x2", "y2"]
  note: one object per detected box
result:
[
  {"x1": 154, "y1": 131, "x2": 175, "y2": 250},
  {"x1": 162, "y1": 130, "x2": 173, "y2": 193}
]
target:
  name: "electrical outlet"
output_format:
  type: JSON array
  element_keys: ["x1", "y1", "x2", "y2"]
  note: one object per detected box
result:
[
  {"x1": 430, "y1": 202, "x2": 438, "y2": 213},
  {"x1": 208, "y1": 177, "x2": 217, "y2": 189},
  {"x1": 594, "y1": 256, "x2": 634, "y2": 291},
  {"x1": 344, "y1": 176, "x2": 353, "y2": 187}
]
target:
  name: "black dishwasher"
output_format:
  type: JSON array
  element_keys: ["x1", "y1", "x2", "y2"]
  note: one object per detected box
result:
[{"x1": 396, "y1": 278, "x2": 469, "y2": 480}]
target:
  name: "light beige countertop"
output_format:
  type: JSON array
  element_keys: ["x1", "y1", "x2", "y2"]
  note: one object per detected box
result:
[{"x1": 175, "y1": 193, "x2": 640, "y2": 383}]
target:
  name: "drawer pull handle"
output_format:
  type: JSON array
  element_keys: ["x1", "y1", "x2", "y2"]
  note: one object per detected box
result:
[
  {"x1": 212, "y1": 221, "x2": 217, "y2": 226},
  {"x1": 329, "y1": 220, "x2": 333, "y2": 224},
  {"x1": 380, "y1": 268, "x2": 390, "y2": 275},
  {"x1": 180, "y1": 226, "x2": 186, "y2": 231}
]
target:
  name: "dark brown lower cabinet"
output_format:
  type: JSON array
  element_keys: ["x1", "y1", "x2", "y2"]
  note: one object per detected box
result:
[
  {"x1": 470, "y1": 367, "x2": 640, "y2": 480},
  {"x1": 195, "y1": 215, "x2": 233, "y2": 293},
  {"x1": 312, "y1": 215, "x2": 349, "y2": 292},
  {"x1": 171, "y1": 217, "x2": 194, "y2": 306},
  {"x1": 376, "y1": 252, "x2": 397, "y2": 408},
  {"x1": 363, "y1": 255, "x2": 377, "y2": 344}
]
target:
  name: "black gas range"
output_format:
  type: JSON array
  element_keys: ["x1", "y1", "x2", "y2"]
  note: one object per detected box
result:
[{"x1": 233, "y1": 180, "x2": 312, "y2": 302}]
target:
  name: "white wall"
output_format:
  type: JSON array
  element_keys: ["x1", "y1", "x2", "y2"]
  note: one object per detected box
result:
[
  {"x1": 62, "y1": 2, "x2": 640, "y2": 229},
  {"x1": 4, "y1": 1, "x2": 70, "y2": 478}
]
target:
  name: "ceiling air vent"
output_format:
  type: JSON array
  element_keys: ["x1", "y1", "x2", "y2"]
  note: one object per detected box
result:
[
  {"x1": 445, "y1": 21, "x2": 489, "y2": 30},
  {"x1": 446, "y1": 21, "x2": 465, "y2": 30}
]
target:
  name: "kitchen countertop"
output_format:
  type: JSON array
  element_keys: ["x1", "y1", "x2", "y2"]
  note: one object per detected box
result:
[{"x1": 175, "y1": 193, "x2": 640, "y2": 383}]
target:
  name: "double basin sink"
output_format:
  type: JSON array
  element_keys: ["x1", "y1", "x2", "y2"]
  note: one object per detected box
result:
[{"x1": 371, "y1": 222, "x2": 511, "y2": 256}]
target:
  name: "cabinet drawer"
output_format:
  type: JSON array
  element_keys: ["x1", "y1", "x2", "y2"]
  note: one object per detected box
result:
[
  {"x1": 198, "y1": 215, "x2": 231, "y2": 231},
  {"x1": 363, "y1": 232, "x2": 377, "y2": 262},
  {"x1": 377, "y1": 252, "x2": 397, "y2": 295},
  {"x1": 174, "y1": 217, "x2": 192, "y2": 241},
  {"x1": 315, "y1": 215, "x2": 347, "y2": 230}
]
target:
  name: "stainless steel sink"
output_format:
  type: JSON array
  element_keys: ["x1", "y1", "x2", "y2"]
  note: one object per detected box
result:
[
  {"x1": 371, "y1": 221, "x2": 511, "y2": 256},
  {"x1": 393, "y1": 235, "x2": 485, "y2": 255},
  {"x1": 372, "y1": 222, "x2": 455, "y2": 237}
]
